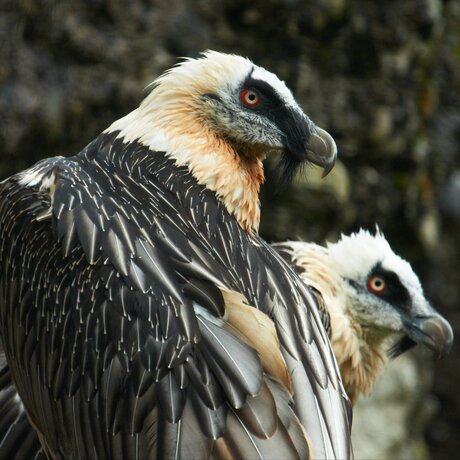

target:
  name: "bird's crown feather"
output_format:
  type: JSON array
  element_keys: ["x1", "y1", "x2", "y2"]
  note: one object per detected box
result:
[{"x1": 327, "y1": 228, "x2": 422, "y2": 291}]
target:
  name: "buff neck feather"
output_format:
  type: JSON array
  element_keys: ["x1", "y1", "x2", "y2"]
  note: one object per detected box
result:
[
  {"x1": 106, "y1": 58, "x2": 264, "y2": 234},
  {"x1": 289, "y1": 244, "x2": 388, "y2": 405}
]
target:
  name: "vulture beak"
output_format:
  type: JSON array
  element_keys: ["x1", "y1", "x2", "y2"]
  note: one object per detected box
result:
[
  {"x1": 306, "y1": 127, "x2": 338, "y2": 178},
  {"x1": 402, "y1": 313, "x2": 454, "y2": 359},
  {"x1": 277, "y1": 109, "x2": 338, "y2": 188}
]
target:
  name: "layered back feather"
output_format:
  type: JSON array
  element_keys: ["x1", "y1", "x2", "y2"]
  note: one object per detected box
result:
[{"x1": 0, "y1": 132, "x2": 352, "y2": 459}]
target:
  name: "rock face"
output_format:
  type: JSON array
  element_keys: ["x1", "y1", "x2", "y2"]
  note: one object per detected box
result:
[
  {"x1": 1, "y1": 0, "x2": 459, "y2": 458},
  {"x1": 352, "y1": 351, "x2": 434, "y2": 460}
]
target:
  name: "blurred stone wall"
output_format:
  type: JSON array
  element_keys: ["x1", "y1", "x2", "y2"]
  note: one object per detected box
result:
[
  {"x1": 1, "y1": 0, "x2": 459, "y2": 458},
  {"x1": 352, "y1": 349, "x2": 436, "y2": 460}
]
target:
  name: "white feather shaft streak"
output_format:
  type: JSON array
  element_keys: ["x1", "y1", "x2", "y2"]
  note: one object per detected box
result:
[
  {"x1": 230, "y1": 408, "x2": 264, "y2": 459},
  {"x1": 282, "y1": 348, "x2": 337, "y2": 460},
  {"x1": 135, "y1": 239, "x2": 183, "y2": 300},
  {"x1": 195, "y1": 314, "x2": 261, "y2": 396}
]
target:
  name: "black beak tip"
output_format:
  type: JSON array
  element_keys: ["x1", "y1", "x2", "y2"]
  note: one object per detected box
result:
[
  {"x1": 408, "y1": 315, "x2": 454, "y2": 359},
  {"x1": 305, "y1": 127, "x2": 338, "y2": 177},
  {"x1": 428, "y1": 316, "x2": 454, "y2": 359},
  {"x1": 321, "y1": 149, "x2": 338, "y2": 178}
]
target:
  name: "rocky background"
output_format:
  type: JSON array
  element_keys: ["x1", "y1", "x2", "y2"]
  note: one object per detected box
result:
[{"x1": 1, "y1": 0, "x2": 459, "y2": 458}]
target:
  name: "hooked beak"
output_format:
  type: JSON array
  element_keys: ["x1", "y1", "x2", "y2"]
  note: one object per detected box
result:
[
  {"x1": 400, "y1": 313, "x2": 454, "y2": 359},
  {"x1": 277, "y1": 110, "x2": 338, "y2": 188},
  {"x1": 306, "y1": 127, "x2": 338, "y2": 178}
]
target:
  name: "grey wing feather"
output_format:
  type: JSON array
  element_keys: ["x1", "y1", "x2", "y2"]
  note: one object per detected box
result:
[
  {"x1": 0, "y1": 351, "x2": 44, "y2": 459},
  {"x1": 213, "y1": 377, "x2": 309, "y2": 460},
  {"x1": 0, "y1": 136, "x2": 351, "y2": 459}
]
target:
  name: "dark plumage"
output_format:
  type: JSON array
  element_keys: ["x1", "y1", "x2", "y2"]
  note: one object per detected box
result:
[
  {"x1": 0, "y1": 52, "x2": 350, "y2": 459},
  {"x1": 0, "y1": 344, "x2": 45, "y2": 459}
]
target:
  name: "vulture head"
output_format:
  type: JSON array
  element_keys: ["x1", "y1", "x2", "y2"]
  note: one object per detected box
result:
[
  {"x1": 109, "y1": 51, "x2": 337, "y2": 231},
  {"x1": 194, "y1": 52, "x2": 337, "y2": 177},
  {"x1": 275, "y1": 228, "x2": 453, "y2": 403},
  {"x1": 327, "y1": 229, "x2": 453, "y2": 360}
]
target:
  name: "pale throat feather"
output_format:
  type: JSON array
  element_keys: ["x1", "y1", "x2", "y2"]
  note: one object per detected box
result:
[
  {"x1": 291, "y1": 244, "x2": 387, "y2": 404},
  {"x1": 106, "y1": 68, "x2": 264, "y2": 234},
  {"x1": 332, "y1": 310, "x2": 387, "y2": 405}
]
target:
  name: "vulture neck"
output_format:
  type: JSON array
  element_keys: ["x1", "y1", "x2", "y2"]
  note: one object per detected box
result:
[
  {"x1": 295, "y1": 246, "x2": 387, "y2": 405},
  {"x1": 330, "y1": 310, "x2": 387, "y2": 405},
  {"x1": 105, "y1": 93, "x2": 264, "y2": 234}
]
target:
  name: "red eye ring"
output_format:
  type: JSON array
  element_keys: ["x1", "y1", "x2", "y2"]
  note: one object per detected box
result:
[
  {"x1": 367, "y1": 276, "x2": 386, "y2": 294},
  {"x1": 241, "y1": 89, "x2": 260, "y2": 107}
]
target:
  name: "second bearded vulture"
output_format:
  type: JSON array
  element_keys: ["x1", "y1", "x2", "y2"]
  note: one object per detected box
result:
[
  {"x1": 275, "y1": 229, "x2": 453, "y2": 405},
  {"x1": 0, "y1": 52, "x2": 351, "y2": 459}
]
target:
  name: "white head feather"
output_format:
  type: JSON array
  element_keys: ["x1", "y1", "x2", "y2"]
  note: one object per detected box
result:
[
  {"x1": 327, "y1": 228, "x2": 422, "y2": 294},
  {"x1": 104, "y1": 51, "x2": 311, "y2": 232},
  {"x1": 275, "y1": 228, "x2": 452, "y2": 403}
]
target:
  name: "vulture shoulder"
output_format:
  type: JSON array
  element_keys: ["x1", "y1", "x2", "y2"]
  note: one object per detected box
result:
[{"x1": 0, "y1": 132, "x2": 351, "y2": 459}]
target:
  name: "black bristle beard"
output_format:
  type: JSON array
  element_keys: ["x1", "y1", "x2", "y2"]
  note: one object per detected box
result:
[
  {"x1": 275, "y1": 150, "x2": 307, "y2": 192},
  {"x1": 388, "y1": 336, "x2": 417, "y2": 359}
]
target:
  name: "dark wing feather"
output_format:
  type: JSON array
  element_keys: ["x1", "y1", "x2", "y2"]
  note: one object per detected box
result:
[
  {"x1": 212, "y1": 377, "x2": 310, "y2": 460},
  {"x1": 0, "y1": 346, "x2": 44, "y2": 460},
  {"x1": 234, "y1": 381, "x2": 277, "y2": 439},
  {"x1": 189, "y1": 391, "x2": 227, "y2": 439},
  {"x1": 158, "y1": 399, "x2": 213, "y2": 460},
  {"x1": 0, "y1": 132, "x2": 351, "y2": 459},
  {"x1": 196, "y1": 312, "x2": 263, "y2": 400},
  {"x1": 274, "y1": 243, "x2": 333, "y2": 338}
]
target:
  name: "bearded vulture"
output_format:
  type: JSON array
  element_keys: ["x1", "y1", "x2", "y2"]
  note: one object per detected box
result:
[
  {"x1": 1, "y1": 229, "x2": 453, "y2": 458},
  {"x1": 275, "y1": 229, "x2": 453, "y2": 405},
  {"x1": 0, "y1": 51, "x2": 351, "y2": 459}
]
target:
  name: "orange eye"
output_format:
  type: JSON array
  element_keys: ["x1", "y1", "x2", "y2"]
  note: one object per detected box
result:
[
  {"x1": 241, "y1": 89, "x2": 260, "y2": 107},
  {"x1": 367, "y1": 276, "x2": 386, "y2": 294}
]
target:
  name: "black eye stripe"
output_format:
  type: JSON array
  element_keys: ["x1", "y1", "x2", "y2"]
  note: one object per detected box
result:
[
  {"x1": 241, "y1": 76, "x2": 286, "y2": 108},
  {"x1": 240, "y1": 76, "x2": 307, "y2": 136},
  {"x1": 369, "y1": 263, "x2": 411, "y2": 311},
  {"x1": 240, "y1": 71, "x2": 312, "y2": 175}
]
